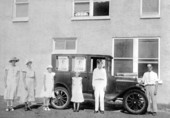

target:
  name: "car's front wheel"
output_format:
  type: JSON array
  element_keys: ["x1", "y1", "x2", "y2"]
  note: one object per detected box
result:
[
  {"x1": 123, "y1": 89, "x2": 148, "y2": 114},
  {"x1": 51, "y1": 87, "x2": 70, "y2": 109}
]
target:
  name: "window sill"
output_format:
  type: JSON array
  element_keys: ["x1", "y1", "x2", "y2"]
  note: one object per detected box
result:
[
  {"x1": 12, "y1": 17, "x2": 29, "y2": 22},
  {"x1": 71, "y1": 16, "x2": 110, "y2": 21},
  {"x1": 140, "y1": 15, "x2": 160, "y2": 19}
]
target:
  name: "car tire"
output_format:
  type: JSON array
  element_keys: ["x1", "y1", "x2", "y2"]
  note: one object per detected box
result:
[
  {"x1": 51, "y1": 87, "x2": 70, "y2": 109},
  {"x1": 123, "y1": 89, "x2": 148, "y2": 114}
]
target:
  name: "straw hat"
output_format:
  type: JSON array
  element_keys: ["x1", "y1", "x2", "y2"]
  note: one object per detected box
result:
[
  {"x1": 25, "y1": 59, "x2": 33, "y2": 65},
  {"x1": 47, "y1": 65, "x2": 53, "y2": 69},
  {"x1": 9, "y1": 57, "x2": 19, "y2": 63}
]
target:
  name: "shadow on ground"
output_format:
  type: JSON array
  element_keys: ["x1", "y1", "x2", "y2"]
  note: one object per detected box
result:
[
  {"x1": 1, "y1": 96, "x2": 170, "y2": 113},
  {"x1": 14, "y1": 103, "x2": 42, "y2": 110},
  {"x1": 61, "y1": 99, "x2": 123, "y2": 112},
  {"x1": 13, "y1": 98, "x2": 123, "y2": 112}
]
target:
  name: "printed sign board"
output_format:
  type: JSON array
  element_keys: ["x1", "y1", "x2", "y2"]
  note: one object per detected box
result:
[
  {"x1": 74, "y1": 57, "x2": 86, "y2": 72},
  {"x1": 58, "y1": 56, "x2": 69, "y2": 71}
]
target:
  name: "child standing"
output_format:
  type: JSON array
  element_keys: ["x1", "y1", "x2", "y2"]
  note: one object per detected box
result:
[
  {"x1": 4, "y1": 57, "x2": 20, "y2": 111},
  {"x1": 71, "y1": 72, "x2": 84, "y2": 112},
  {"x1": 41, "y1": 65, "x2": 55, "y2": 111}
]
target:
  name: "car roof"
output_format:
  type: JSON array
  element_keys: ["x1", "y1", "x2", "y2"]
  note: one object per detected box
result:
[{"x1": 52, "y1": 54, "x2": 113, "y2": 59}]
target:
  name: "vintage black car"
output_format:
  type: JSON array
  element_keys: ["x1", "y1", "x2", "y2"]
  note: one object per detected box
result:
[{"x1": 51, "y1": 54, "x2": 148, "y2": 114}]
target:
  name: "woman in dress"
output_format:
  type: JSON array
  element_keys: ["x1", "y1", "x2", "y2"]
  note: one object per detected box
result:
[
  {"x1": 22, "y1": 59, "x2": 36, "y2": 111},
  {"x1": 41, "y1": 65, "x2": 55, "y2": 111},
  {"x1": 71, "y1": 72, "x2": 84, "y2": 112},
  {"x1": 4, "y1": 57, "x2": 20, "y2": 111}
]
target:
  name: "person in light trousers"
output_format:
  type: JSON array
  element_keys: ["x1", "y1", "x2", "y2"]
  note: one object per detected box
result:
[
  {"x1": 141, "y1": 64, "x2": 159, "y2": 116},
  {"x1": 92, "y1": 59, "x2": 107, "y2": 114},
  {"x1": 22, "y1": 60, "x2": 36, "y2": 111}
]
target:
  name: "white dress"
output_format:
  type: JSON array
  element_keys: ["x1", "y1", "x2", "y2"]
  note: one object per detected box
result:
[
  {"x1": 41, "y1": 72, "x2": 55, "y2": 98},
  {"x1": 71, "y1": 77, "x2": 84, "y2": 103},
  {"x1": 4, "y1": 65, "x2": 20, "y2": 100}
]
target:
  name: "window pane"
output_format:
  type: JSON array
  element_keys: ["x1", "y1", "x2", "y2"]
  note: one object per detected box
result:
[
  {"x1": 74, "y1": 2, "x2": 89, "y2": 17},
  {"x1": 91, "y1": 57, "x2": 105, "y2": 72},
  {"x1": 138, "y1": 59, "x2": 158, "y2": 63},
  {"x1": 66, "y1": 40, "x2": 76, "y2": 50},
  {"x1": 139, "y1": 39, "x2": 158, "y2": 58},
  {"x1": 138, "y1": 63, "x2": 158, "y2": 78},
  {"x1": 114, "y1": 39, "x2": 133, "y2": 58},
  {"x1": 72, "y1": 57, "x2": 86, "y2": 72},
  {"x1": 93, "y1": 1, "x2": 109, "y2": 16},
  {"x1": 114, "y1": 59, "x2": 133, "y2": 75},
  {"x1": 16, "y1": 4, "x2": 28, "y2": 17},
  {"x1": 142, "y1": 0, "x2": 159, "y2": 14},
  {"x1": 55, "y1": 40, "x2": 65, "y2": 50}
]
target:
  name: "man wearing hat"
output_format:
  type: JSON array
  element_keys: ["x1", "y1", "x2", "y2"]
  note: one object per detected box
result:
[
  {"x1": 141, "y1": 64, "x2": 159, "y2": 116},
  {"x1": 92, "y1": 59, "x2": 107, "y2": 114},
  {"x1": 4, "y1": 57, "x2": 20, "y2": 111}
]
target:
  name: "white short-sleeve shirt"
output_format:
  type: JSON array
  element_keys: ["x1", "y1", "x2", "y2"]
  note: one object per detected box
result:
[{"x1": 142, "y1": 71, "x2": 159, "y2": 85}]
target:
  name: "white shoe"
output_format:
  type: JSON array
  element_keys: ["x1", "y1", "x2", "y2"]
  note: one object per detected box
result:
[
  {"x1": 47, "y1": 107, "x2": 51, "y2": 111},
  {"x1": 5, "y1": 108, "x2": 10, "y2": 112},
  {"x1": 10, "y1": 106, "x2": 14, "y2": 111},
  {"x1": 43, "y1": 107, "x2": 47, "y2": 111}
]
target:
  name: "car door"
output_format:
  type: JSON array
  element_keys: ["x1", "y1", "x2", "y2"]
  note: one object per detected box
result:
[{"x1": 53, "y1": 55, "x2": 72, "y2": 91}]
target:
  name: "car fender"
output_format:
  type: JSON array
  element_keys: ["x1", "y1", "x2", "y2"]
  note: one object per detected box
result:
[
  {"x1": 112, "y1": 84, "x2": 145, "y2": 101},
  {"x1": 54, "y1": 82, "x2": 71, "y2": 95}
]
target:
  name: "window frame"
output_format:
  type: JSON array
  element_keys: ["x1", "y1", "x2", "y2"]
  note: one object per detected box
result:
[
  {"x1": 13, "y1": 0, "x2": 29, "y2": 22},
  {"x1": 52, "y1": 37, "x2": 77, "y2": 54},
  {"x1": 112, "y1": 37, "x2": 160, "y2": 78},
  {"x1": 72, "y1": 0, "x2": 110, "y2": 20},
  {"x1": 140, "y1": 0, "x2": 161, "y2": 19}
]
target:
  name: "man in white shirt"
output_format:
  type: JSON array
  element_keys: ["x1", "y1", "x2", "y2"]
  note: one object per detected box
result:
[
  {"x1": 92, "y1": 59, "x2": 107, "y2": 114},
  {"x1": 142, "y1": 64, "x2": 159, "y2": 116}
]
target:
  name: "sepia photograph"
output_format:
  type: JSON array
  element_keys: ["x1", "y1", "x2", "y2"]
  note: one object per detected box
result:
[{"x1": 0, "y1": 0, "x2": 170, "y2": 118}]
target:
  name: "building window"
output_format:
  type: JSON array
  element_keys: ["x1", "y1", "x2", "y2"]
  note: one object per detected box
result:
[
  {"x1": 53, "y1": 38, "x2": 77, "y2": 54},
  {"x1": 113, "y1": 38, "x2": 160, "y2": 79},
  {"x1": 13, "y1": 0, "x2": 29, "y2": 22},
  {"x1": 140, "y1": 0, "x2": 160, "y2": 18},
  {"x1": 113, "y1": 39, "x2": 134, "y2": 75},
  {"x1": 138, "y1": 39, "x2": 159, "y2": 77},
  {"x1": 72, "y1": 0, "x2": 110, "y2": 20}
]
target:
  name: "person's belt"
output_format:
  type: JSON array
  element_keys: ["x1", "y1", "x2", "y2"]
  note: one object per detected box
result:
[{"x1": 94, "y1": 78, "x2": 104, "y2": 80}]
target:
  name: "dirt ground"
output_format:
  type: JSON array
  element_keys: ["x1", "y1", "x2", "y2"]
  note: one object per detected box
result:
[{"x1": 0, "y1": 96, "x2": 170, "y2": 118}]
